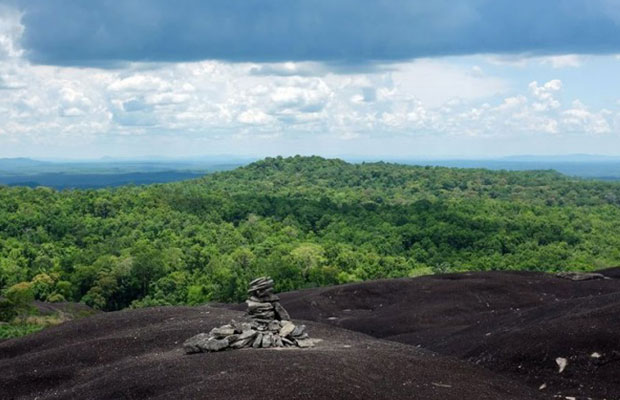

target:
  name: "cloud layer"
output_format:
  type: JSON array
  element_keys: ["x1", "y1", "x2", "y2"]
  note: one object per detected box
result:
[
  {"x1": 2, "y1": 4, "x2": 620, "y2": 158},
  {"x1": 16, "y1": 0, "x2": 620, "y2": 66}
]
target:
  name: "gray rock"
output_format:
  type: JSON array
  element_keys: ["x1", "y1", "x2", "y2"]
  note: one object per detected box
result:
[
  {"x1": 262, "y1": 333, "x2": 273, "y2": 348},
  {"x1": 230, "y1": 320, "x2": 245, "y2": 333},
  {"x1": 282, "y1": 337, "x2": 294, "y2": 346},
  {"x1": 225, "y1": 334, "x2": 239, "y2": 344},
  {"x1": 274, "y1": 302, "x2": 291, "y2": 321},
  {"x1": 230, "y1": 337, "x2": 253, "y2": 349},
  {"x1": 268, "y1": 320, "x2": 281, "y2": 331},
  {"x1": 295, "y1": 338, "x2": 315, "y2": 348},
  {"x1": 210, "y1": 326, "x2": 236, "y2": 338},
  {"x1": 556, "y1": 271, "x2": 609, "y2": 281},
  {"x1": 204, "y1": 338, "x2": 230, "y2": 352},
  {"x1": 249, "y1": 277, "x2": 269, "y2": 286},
  {"x1": 249, "y1": 279, "x2": 274, "y2": 291},
  {"x1": 291, "y1": 324, "x2": 306, "y2": 337},
  {"x1": 279, "y1": 321, "x2": 296, "y2": 337},
  {"x1": 252, "y1": 333, "x2": 263, "y2": 348},
  {"x1": 251, "y1": 288, "x2": 274, "y2": 301},
  {"x1": 183, "y1": 333, "x2": 211, "y2": 354},
  {"x1": 250, "y1": 311, "x2": 275, "y2": 319},
  {"x1": 274, "y1": 335, "x2": 283, "y2": 347},
  {"x1": 252, "y1": 319, "x2": 271, "y2": 329},
  {"x1": 238, "y1": 329, "x2": 257, "y2": 340},
  {"x1": 249, "y1": 294, "x2": 280, "y2": 302},
  {"x1": 246, "y1": 300, "x2": 274, "y2": 311}
]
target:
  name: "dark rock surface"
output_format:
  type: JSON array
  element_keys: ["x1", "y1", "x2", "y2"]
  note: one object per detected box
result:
[
  {"x1": 2, "y1": 269, "x2": 618, "y2": 399},
  {"x1": 273, "y1": 268, "x2": 620, "y2": 399},
  {"x1": 0, "y1": 306, "x2": 540, "y2": 400}
]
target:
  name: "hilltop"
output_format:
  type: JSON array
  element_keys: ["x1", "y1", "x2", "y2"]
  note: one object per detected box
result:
[{"x1": 1, "y1": 156, "x2": 620, "y2": 319}]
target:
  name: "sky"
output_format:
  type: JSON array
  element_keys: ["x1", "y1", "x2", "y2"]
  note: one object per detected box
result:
[{"x1": 2, "y1": 0, "x2": 620, "y2": 159}]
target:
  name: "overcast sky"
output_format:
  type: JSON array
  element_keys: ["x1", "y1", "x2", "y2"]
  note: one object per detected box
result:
[{"x1": 2, "y1": 0, "x2": 620, "y2": 159}]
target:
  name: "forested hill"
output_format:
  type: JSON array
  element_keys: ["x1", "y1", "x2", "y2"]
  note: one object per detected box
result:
[{"x1": 1, "y1": 156, "x2": 620, "y2": 312}]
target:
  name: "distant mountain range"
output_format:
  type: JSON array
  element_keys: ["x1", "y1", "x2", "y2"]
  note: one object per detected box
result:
[
  {"x1": 1, "y1": 155, "x2": 620, "y2": 188},
  {"x1": 499, "y1": 154, "x2": 620, "y2": 162},
  {"x1": 0, "y1": 157, "x2": 52, "y2": 169},
  {"x1": 0, "y1": 157, "x2": 250, "y2": 189}
]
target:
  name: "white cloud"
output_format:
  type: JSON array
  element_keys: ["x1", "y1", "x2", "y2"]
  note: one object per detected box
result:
[
  {"x1": 386, "y1": 59, "x2": 508, "y2": 107},
  {"x1": 485, "y1": 55, "x2": 530, "y2": 67},
  {"x1": 562, "y1": 100, "x2": 611, "y2": 134},
  {"x1": 529, "y1": 80, "x2": 562, "y2": 111},
  {"x1": 494, "y1": 95, "x2": 527, "y2": 111},
  {"x1": 248, "y1": 62, "x2": 328, "y2": 77},
  {"x1": 487, "y1": 54, "x2": 583, "y2": 69},
  {"x1": 238, "y1": 109, "x2": 275, "y2": 125},
  {"x1": 0, "y1": 5, "x2": 23, "y2": 60},
  {"x1": 108, "y1": 75, "x2": 171, "y2": 92},
  {"x1": 539, "y1": 54, "x2": 583, "y2": 68}
]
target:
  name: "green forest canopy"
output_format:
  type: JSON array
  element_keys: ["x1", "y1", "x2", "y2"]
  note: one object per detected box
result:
[{"x1": 1, "y1": 156, "x2": 620, "y2": 311}]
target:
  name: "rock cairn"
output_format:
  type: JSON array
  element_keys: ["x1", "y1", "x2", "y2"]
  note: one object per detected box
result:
[{"x1": 184, "y1": 277, "x2": 316, "y2": 354}]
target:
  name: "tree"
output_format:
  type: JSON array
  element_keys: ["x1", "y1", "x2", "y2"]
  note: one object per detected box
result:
[{"x1": 3, "y1": 282, "x2": 35, "y2": 321}]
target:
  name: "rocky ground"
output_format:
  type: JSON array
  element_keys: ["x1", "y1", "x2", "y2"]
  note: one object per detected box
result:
[
  {"x1": 274, "y1": 267, "x2": 620, "y2": 399},
  {"x1": 1, "y1": 268, "x2": 618, "y2": 399}
]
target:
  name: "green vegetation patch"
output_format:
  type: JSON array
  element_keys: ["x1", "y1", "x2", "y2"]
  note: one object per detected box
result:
[
  {"x1": 1, "y1": 156, "x2": 620, "y2": 312},
  {"x1": 0, "y1": 323, "x2": 45, "y2": 340}
]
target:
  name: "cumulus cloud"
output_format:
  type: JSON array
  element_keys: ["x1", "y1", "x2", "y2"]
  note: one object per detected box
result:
[
  {"x1": 529, "y1": 80, "x2": 562, "y2": 111},
  {"x1": 14, "y1": 0, "x2": 620, "y2": 66},
  {"x1": 562, "y1": 101, "x2": 612, "y2": 135}
]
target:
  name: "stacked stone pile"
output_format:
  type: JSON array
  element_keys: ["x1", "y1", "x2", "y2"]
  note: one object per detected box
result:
[
  {"x1": 184, "y1": 277, "x2": 316, "y2": 354},
  {"x1": 246, "y1": 277, "x2": 290, "y2": 321}
]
